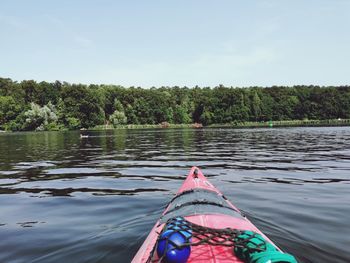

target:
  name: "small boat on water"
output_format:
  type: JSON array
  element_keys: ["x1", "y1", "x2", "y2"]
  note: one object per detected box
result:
[
  {"x1": 132, "y1": 167, "x2": 297, "y2": 263},
  {"x1": 80, "y1": 134, "x2": 89, "y2": 138}
]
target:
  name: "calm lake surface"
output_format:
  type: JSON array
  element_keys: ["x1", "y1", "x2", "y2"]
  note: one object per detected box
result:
[{"x1": 0, "y1": 127, "x2": 349, "y2": 263}]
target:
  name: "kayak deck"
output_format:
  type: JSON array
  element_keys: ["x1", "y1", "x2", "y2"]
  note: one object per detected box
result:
[{"x1": 132, "y1": 167, "x2": 280, "y2": 263}]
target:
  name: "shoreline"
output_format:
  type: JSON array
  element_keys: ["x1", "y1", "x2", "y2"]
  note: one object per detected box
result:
[
  {"x1": 209, "y1": 119, "x2": 350, "y2": 129},
  {"x1": 1, "y1": 119, "x2": 349, "y2": 133},
  {"x1": 92, "y1": 119, "x2": 350, "y2": 130}
]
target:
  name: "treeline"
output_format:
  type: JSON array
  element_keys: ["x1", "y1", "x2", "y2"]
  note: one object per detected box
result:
[{"x1": 0, "y1": 77, "x2": 350, "y2": 131}]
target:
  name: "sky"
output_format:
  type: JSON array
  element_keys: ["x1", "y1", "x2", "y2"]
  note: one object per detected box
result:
[{"x1": 1, "y1": 0, "x2": 350, "y2": 87}]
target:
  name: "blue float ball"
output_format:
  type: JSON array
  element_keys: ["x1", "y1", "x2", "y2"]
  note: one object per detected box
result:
[{"x1": 157, "y1": 230, "x2": 191, "y2": 263}]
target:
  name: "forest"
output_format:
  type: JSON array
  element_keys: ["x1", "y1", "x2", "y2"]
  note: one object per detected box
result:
[{"x1": 0, "y1": 77, "x2": 350, "y2": 131}]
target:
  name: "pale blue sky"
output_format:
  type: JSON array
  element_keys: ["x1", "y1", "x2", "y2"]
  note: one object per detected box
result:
[{"x1": 1, "y1": 0, "x2": 349, "y2": 87}]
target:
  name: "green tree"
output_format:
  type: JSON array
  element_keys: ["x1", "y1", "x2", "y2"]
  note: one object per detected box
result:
[
  {"x1": 21, "y1": 80, "x2": 37, "y2": 104},
  {"x1": 125, "y1": 104, "x2": 139, "y2": 124},
  {"x1": 66, "y1": 117, "x2": 81, "y2": 130},
  {"x1": 109, "y1": 110, "x2": 127, "y2": 127},
  {"x1": 0, "y1": 78, "x2": 15, "y2": 96},
  {"x1": 173, "y1": 105, "x2": 191, "y2": 124},
  {"x1": 60, "y1": 84, "x2": 105, "y2": 128},
  {"x1": 200, "y1": 108, "x2": 214, "y2": 125},
  {"x1": 0, "y1": 96, "x2": 21, "y2": 127},
  {"x1": 23, "y1": 102, "x2": 58, "y2": 131},
  {"x1": 114, "y1": 99, "x2": 124, "y2": 112},
  {"x1": 251, "y1": 91, "x2": 262, "y2": 121}
]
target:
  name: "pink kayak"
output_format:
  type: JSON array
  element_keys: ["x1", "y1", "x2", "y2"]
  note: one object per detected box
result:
[{"x1": 132, "y1": 167, "x2": 297, "y2": 263}]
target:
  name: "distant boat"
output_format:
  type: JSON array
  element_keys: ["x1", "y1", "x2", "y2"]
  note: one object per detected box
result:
[{"x1": 80, "y1": 134, "x2": 89, "y2": 138}]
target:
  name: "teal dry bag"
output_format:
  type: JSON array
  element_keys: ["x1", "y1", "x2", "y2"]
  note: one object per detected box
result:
[{"x1": 234, "y1": 231, "x2": 297, "y2": 263}]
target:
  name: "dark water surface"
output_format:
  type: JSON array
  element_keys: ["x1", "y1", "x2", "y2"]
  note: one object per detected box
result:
[{"x1": 0, "y1": 127, "x2": 349, "y2": 263}]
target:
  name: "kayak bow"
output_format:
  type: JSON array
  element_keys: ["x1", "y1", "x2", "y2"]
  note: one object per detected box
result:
[{"x1": 132, "y1": 167, "x2": 297, "y2": 263}]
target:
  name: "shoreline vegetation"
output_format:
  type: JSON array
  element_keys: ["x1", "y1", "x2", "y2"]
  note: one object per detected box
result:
[
  {"x1": 92, "y1": 119, "x2": 350, "y2": 130},
  {"x1": 1, "y1": 77, "x2": 350, "y2": 132},
  {"x1": 1, "y1": 119, "x2": 349, "y2": 132}
]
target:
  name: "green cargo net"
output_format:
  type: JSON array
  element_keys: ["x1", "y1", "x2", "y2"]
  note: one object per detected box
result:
[{"x1": 147, "y1": 217, "x2": 297, "y2": 263}]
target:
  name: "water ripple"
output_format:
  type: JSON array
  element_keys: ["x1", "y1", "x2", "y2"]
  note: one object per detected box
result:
[{"x1": 0, "y1": 127, "x2": 350, "y2": 262}]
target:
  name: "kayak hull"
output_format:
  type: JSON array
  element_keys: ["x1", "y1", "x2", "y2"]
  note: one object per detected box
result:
[{"x1": 132, "y1": 167, "x2": 279, "y2": 263}]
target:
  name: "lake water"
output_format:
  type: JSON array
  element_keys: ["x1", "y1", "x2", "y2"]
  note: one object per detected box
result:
[{"x1": 0, "y1": 127, "x2": 349, "y2": 263}]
